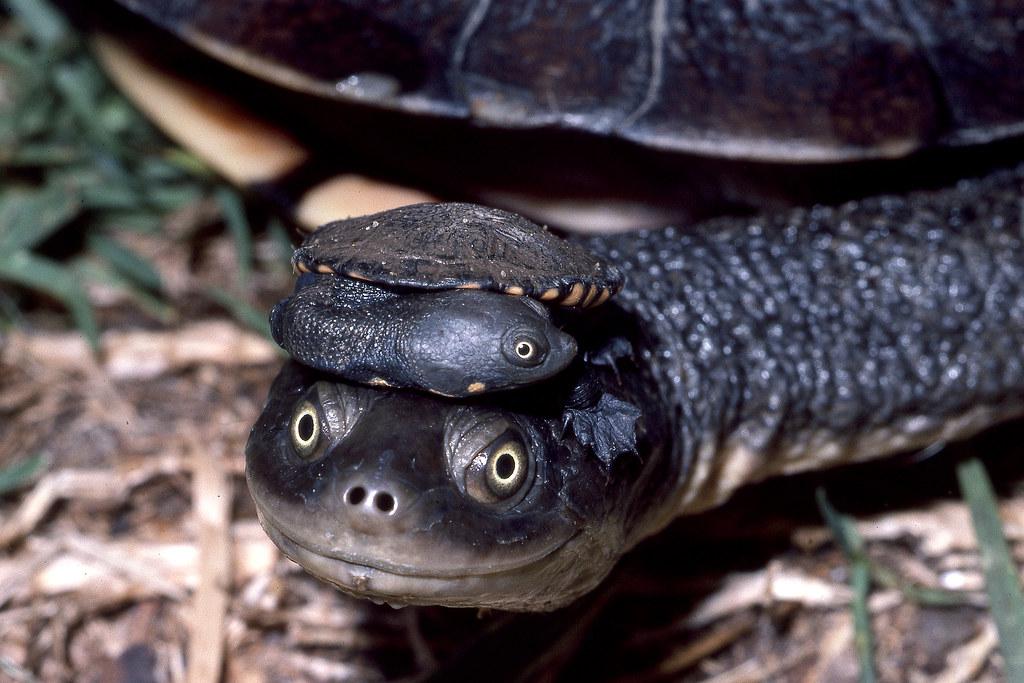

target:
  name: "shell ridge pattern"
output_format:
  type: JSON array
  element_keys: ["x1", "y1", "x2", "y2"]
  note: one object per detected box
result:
[
  {"x1": 120, "y1": 0, "x2": 1024, "y2": 157},
  {"x1": 297, "y1": 202, "x2": 622, "y2": 301},
  {"x1": 889, "y1": 0, "x2": 952, "y2": 131},
  {"x1": 620, "y1": 0, "x2": 668, "y2": 129},
  {"x1": 449, "y1": 0, "x2": 493, "y2": 93}
]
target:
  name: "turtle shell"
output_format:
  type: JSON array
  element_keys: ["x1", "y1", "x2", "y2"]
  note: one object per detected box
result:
[
  {"x1": 114, "y1": 0, "x2": 1024, "y2": 162},
  {"x1": 292, "y1": 203, "x2": 624, "y2": 308}
]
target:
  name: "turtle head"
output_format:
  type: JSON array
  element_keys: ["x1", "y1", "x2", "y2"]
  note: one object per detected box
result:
[
  {"x1": 398, "y1": 290, "x2": 577, "y2": 396},
  {"x1": 246, "y1": 361, "x2": 655, "y2": 611}
]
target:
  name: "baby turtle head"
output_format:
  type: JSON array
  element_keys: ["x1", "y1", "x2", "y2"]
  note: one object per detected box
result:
[
  {"x1": 270, "y1": 276, "x2": 578, "y2": 397},
  {"x1": 397, "y1": 290, "x2": 578, "y2": 396}
]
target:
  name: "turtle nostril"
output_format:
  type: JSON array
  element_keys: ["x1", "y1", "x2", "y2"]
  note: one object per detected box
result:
[
  {"x1": 344, "y1": 485, "x2": 397, "y2": 515},
  {"x1": 345, "y1": 486, "x2": 366, "y2": 505},
  {"x1": 373, "y1": 491, "x2": 396, "y2": 514}
]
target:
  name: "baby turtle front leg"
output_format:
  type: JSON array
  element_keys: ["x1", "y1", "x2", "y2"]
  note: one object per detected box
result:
[{"x1": 271, "y1": 275, "x2": 578, "y2": 397}]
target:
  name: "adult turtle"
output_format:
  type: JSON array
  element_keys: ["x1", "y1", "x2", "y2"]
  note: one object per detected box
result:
[
  {"x1": 248, "y1": 168, "x2": 1024, "y2": 610},
  {"x1": 89, "y1": 1, "x2": 1024, "y2": 610},
  {"x1": 271, "y1": 202, "x2": 622, "y2": 396}
]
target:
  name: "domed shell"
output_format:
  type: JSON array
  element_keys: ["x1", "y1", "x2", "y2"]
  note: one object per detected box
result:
[
  {"x1": 116, "y1": 0, "x2": 1024, "y2": 162},
  {"x1": 292, "y1": 203, "x2": 624, "y2": 308}
]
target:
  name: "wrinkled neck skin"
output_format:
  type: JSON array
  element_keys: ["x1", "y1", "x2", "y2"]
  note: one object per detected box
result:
[
  {"x1": 588, "y1": 162, "x2": 1024, "y2": 539},
  {"x1": 247, "y1": 163, "x2": 1024, "y2": 612}
]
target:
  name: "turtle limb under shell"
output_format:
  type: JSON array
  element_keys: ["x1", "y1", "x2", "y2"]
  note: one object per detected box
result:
[
  {"x1": 246, "y1": 163, "x2": 1024, "y2": 611},
  {"x1": 271, "y1": 274, "x2": 577, "y2": 397}
]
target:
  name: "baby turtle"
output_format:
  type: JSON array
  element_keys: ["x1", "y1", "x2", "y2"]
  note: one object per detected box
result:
[
  {"x1": 292, "y1": 203, "x2": 623, "y2": 306},
  {"x1": 272, "y1": 203, "x2": 623, "y2": 396}
]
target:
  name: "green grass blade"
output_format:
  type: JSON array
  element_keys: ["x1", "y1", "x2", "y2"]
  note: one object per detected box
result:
[
  {"x1": 94, "y1": 93, "x2": 138, "y2": 138},
  {"x1": 0, "y1": 453, "x2": 45, "y2": 496},
  {"x1": 870, "y1": 564, "x2": 971, "y2": 607},
  {"x1": 162, "y1": 147, "x2": 213, "y2": 177},
  {"x1": 144, "y1": 184, "x2": 203, "y2": 212},
  {"x1": 0, "y1": 40, "x2": 37, "y2": 70},
  {"x1": 849, "y1": 561, "x2": 877, "y2": 683},
  {"x1": 203, "y1": 288, "x2": 274, "y2": 342},
  {"x1": 816, "y1": 488, "x2": 863, "y2": 556},
  {"x1": 268, "y1": 217, "x2": 296, "y2": 263},
  {"x1": 73, "y1": 259, "x2": 175, "y2": 323},
  {"x1": 816, "y1": 489, "x2": 877, "y2": 683},
  {"x1": 0, "y1": 3, "x2": 277, "y2": 351},
  {"x1": 79, "y1": 181, "x2": 143, "y2": 211},
  {"x1": 956, "y1": 458, "x2": 1024, "y2": 680},
  {"x1": 52, "y1": 60, "x2": 119, "y2": 149},
  {"x1": 86, "y1": 232, "x2": 163, "y2": 292},
  {"x1": 90, "y1": 211, "x2": 165, "y2": 234},
  {"x1": 215, "y1": 187, "x2": 254, "y2": 284},
  {"x1": 0, "y1": 250, "x2": 99, "y2": 349},
  {"x1": 0, "y1": 288, "x2": 24, "y2": 328},
  {"x1": 2, "y1": 89, "x2": 59, "y2": 143},
  {"x1": 2, "y1": 0, "x2": 70, "y2": 48},
  {"x1": 52, "y1": 61, "x2": 99, "y2": 116},
  {"x1": 0, "y1": 182, "x2": 83, "y2": 252},
  {"x1": 2, "y1": 141, "x2": 81, "y2": 166}
]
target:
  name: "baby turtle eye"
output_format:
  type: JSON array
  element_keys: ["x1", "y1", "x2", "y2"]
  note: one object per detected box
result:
[
  {"x1": 504, "y1": 334, "x2": 547, "y2": 367},
  {"x1": 289, "y1": 400, "x2": 321, "y2": 459},
  {"x1": 516, "y1": 339, "x2": 536, "y2": 359}
]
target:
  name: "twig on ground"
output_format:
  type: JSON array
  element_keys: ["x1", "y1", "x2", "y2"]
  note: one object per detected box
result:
[{"x1": 187, "y1": 436, "x2": 232, "y2": 683}]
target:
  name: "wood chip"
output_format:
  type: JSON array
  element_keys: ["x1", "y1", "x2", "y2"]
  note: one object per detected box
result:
[
  {"x1": 1, "y1": 524, "x2": 274, "y2": 609},
  {"x1": 103, "y1": 321, "x2": 279, "y2": 379},
  {"x1": 800, "y1": 613, "x2": 854, "y2": 683},
  {"x1": 697, "y1": 645, "x2": 813, "y2": 683},
  {"x1": 187, "y1": 439, "x2": 232, "y2": 683},
  {"x1": 933, "y1": 621, "x2": 998, "y2": 683},
  {"x1": 798, "y1": 500, "x2": 1024, "y2": 558},
  {"x1": 0, "y1": 455, "x2": 185, "y2": 548},
  {"x1": 659, "y1": 613, "x2": 757, "y2": 675},
  {"x1": 5, "y1": 322, "x2": 278, "y2": 381},
  {"x1": 687, "y1": 563, "x2": 852, "y2": 628}
]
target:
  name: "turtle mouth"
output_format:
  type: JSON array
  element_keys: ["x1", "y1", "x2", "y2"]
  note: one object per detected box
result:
[
  {"x1": 256, "y1": 508, "x2": 582, "y2": 608},
  {"x1": 258, "y1": 512, "x2": 583, "y2": 609}
]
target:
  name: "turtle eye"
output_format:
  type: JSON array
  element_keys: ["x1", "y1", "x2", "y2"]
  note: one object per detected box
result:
[
  {"x1": 516, "y1": 339, "x2": 537, "y2": 360},
  {"x1": 289, "y1": 400, "x2": 321, "y2": 459},
  {"x1": 464, "y1": 431, "x2": 531, "y2": 504},
  {"x1": 505, "y1": 335, "x2": 547, "y2": 367},
  {"x1": 286, "y1": 383, "x2": 369, "y2": 461},
  {"x1": 483, "y1": 438, "x2": 527, "y2": 498},
  {"x1": 445, "y1": 411, "x2": 535, "y2": 506}
]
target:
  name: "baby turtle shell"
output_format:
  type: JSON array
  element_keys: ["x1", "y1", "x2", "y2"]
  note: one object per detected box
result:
[{"x1": 292, "y1": 203, "x2": 624, "y2": 308}]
